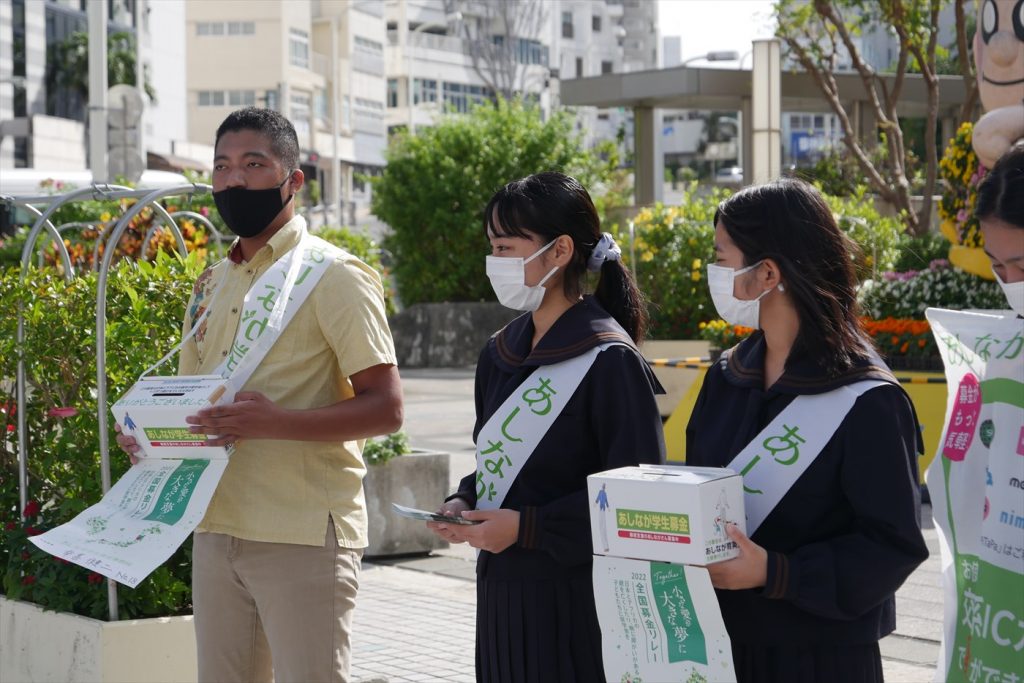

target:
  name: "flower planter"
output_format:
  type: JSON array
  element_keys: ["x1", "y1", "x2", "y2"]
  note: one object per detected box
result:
[
  {"x1": 0, "y1": 595, "x2": 196, "y2": 683},
  {"x1": 362, "y1": 449, "x2": 451, "y2": 558}
]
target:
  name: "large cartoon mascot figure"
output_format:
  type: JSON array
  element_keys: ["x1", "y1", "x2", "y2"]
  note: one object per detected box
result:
[
  {"x1": 972, "y1": 0, "x2": 1024, "y2": 169},
  {"x1": 944, "y1": 0, "x2": 1023, "y2": 277}
]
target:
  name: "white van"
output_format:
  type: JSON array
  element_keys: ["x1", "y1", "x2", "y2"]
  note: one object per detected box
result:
[{"x1": 0, "y1": 168, "x2": 190, "y2": 196}]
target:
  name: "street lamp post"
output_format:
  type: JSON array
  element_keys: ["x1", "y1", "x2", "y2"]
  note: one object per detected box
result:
[{"x1": 680, "y1": 50, "x2": 740, "y2": 67}]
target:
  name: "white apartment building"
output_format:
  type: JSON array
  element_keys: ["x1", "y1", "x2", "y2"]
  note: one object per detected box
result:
[
  {"x1": 0, "y1": 0, "x2": 140, "y2": 172},
  {"x1": 185, "y1": 0, "x2": 388, "y2": 222},
  {"x1": 384, "y1": 0, "x2": 657, "y2": 150}
]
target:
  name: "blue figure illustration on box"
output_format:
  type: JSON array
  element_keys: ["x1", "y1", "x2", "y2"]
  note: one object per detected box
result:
[{"x1": 595, "y1": 483, "x2": 610, "y2": 552}]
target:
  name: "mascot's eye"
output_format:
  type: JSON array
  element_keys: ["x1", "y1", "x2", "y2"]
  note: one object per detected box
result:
[
  {"x1": 982, "y1": 0, "x2": 998, "y2": 43},
  {"x1": 1014, "y1": 0, "x2": 1024, "y2": 41}
]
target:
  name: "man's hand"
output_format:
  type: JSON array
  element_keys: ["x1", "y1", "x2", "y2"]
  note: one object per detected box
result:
[
  {"x1": 706, "y1": 523, "x2": 768, "y2": 590},
  {"x1": 185, "y1": 391, "x2": 286, "y2": 446},
  {"x1": 113, "y1": 423, "x2": 143, "y2": 465}
]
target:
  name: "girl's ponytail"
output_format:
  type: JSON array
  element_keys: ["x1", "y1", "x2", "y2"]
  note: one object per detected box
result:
[{"x1": 594, "y1": 257, "x2": 649, "y2": 344}]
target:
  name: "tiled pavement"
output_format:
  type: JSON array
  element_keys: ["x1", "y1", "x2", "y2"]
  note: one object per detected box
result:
[{"x1": 349, "y1": 369, "x2": 945, "y2": 682}]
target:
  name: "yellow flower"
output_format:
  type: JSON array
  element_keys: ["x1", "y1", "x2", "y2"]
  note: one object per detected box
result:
[
  {"x1": 688, "y1": 237, "x2": 697, "y2": 247},
  {"x1": 100, "y1": 212, "x2": 112, "y2": 222},
  {"x1": 691, "y1": 271, "x2": 701, "y2": 282},
  {"x1": 692, "y1": 258, "x2": 702, "y2": 269}
]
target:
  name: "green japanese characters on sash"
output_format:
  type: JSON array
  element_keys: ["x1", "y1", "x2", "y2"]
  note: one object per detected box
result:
[{"x1": 738, "y1": 424, "x2": 806, "y2": 495}]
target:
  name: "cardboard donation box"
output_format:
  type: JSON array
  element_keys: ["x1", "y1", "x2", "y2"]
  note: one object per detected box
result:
[
  {"x1": 587, "y1": 464, "x2": 745, "y2": 565},
  {"x1": 111, "y1": 375, "x2": 235, "y2": 459},
  {"x1": 589, "y1": 465, "x2": 742, "y2": 683}
]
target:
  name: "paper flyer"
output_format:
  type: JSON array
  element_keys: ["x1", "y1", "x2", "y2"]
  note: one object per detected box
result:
[
  {"x1": 593, "y1": 555, "x2": 737, "y2": 683},
  {"x1": 30, "y1": 458, "x2": 227, "y2": 588},
  {"x1": 924, "y1": 308, "x2": 1024, "y2": 683}
]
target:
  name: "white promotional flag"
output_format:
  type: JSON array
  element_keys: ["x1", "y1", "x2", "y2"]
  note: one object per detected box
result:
[{"x1": 925, "y1": 308, "x2": 1024, "y2": 683}]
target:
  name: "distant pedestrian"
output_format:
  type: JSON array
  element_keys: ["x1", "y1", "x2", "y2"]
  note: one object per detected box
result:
[
  {"x1": 427, "y1": 171, "x2": 666, "y2": 683},
  {"x1": 685, "y1": 178, "x2": 929, "y2": 683}
]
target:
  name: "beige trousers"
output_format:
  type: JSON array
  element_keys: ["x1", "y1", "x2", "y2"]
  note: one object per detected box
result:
[{"x1": 192, "y1": 521, "x2": 362, "y2": 683}]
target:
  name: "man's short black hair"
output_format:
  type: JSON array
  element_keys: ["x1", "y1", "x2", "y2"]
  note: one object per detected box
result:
[{"x1": 215, "y1": 107, "x2": 300, "y2": 171}]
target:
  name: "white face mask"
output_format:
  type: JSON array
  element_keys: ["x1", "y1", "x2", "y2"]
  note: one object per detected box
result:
[
  {"x1": 994, "y1": 269, "x2": 1024, "y2": 316},
  {"x1": 707, "y1": 261, "x2": 776, "y2": 329},
  {"x1": 486, "y1": 240, "x2": 559, "y2": 312}
]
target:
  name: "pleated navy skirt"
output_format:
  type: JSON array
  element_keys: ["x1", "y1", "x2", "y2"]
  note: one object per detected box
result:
[
  {"x1": 475, "y1": 573, "x2": 606, "y2": 683},
  {"x1": 731, "y1": 641, "x2": 884, "y2": 683}
]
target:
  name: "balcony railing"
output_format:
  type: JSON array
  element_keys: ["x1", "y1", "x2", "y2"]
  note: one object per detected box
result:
[
  {"x1": 386, "y1": 29, "x2": 470, "y2": 55},
  {"x1": 353, "y1": 50, "x2": 386, "y2": 76}
]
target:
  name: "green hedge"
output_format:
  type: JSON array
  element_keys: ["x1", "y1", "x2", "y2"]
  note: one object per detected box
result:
[{"x1": 1, "y1": 251, "x2": 205, "y2": 618}]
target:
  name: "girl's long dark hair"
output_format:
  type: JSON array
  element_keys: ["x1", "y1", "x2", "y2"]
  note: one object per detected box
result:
[
  {"x1": 714, "y1": 178, "x2": 871, "y2": 375},
  {"x1": 483, "y1": 172, "x2": 649, "y2": 342}
]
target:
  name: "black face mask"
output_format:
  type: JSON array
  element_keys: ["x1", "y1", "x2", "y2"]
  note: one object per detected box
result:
[{"x1": 213, "y1": 174, "x2": 294, "y2": 239}]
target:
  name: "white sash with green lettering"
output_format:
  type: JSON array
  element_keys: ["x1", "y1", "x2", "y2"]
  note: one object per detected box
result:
[
  {"x1": 475, "y1": 342, "x2": 625, "y2": 510},
  {"x1": 726, "y1": 379, "x2": 888, "y2": 534},
  {"x1": 137, "y1": 230, "x2": 349, "y2": 390},
  {"x1": 211, "y1": 233, "x2": 344, "y2": 390}
]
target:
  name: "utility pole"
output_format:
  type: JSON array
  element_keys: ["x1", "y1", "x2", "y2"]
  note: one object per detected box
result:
[{"x1": 88, "y1": 0, "x2": 108, "y2": 183}]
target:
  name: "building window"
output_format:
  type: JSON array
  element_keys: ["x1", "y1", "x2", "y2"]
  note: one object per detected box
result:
[
  {"x1": 387, "y1": 78, "x2": 399, "y2": 108},
  {"x1": 228, "y1": 90, "x2": 256, "y2": 106},
  {"x1": 315, "y1": 89, "x2": 328, "y2": 124},
  {"x1": 561, "y1": 11, "x2": 574, "y2": 39},
  {"x1": 227, "y1": 21, "x2": 255, "y2": 35},
  {"x1": 197, "y1": 21, "x2": 253, "y2": 36},
  {"x1": 576, "y1": 57, "x2": 583, "y2": 78},
  {"x1": 354, "y1": 35, "x2": 383, "y2": 54},
  {"x1": 290, "y1": 92, "x2": 311, "y2": 135},
  {"x1": 442, "y1": 82, "x2": 488, "y2": 114},
  {"x1": 592, "y1": 15, "x2": 601, "y2": 32},
  {"x1": 199, "y1": 90, "x2": 255, "y2": 107},
  {"x1": 601, "y1": 60, "x2": 613, "y2": 74},
  {"x1": 289, "y1": 28, "x2": 309, "y2": 68},
  {"x1": 413, "y1": 78, "x2": 438, "y2": 105}
]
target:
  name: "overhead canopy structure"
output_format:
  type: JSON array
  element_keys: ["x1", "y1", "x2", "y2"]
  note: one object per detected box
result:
[{"x1": 561, "y1": 64, "x2": 970, "y2": 204}]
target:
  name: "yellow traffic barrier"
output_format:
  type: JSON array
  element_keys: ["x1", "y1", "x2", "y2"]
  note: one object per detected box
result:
[{"x1": 651, "y1": 360, "x2": 947, "y2": 484}]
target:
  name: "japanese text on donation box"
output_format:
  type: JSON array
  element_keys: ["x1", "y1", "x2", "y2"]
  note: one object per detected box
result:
[
  {"x1": 925, "y1": 308, "x2": 1024, "y2": 683},
  {"x1": 594, "y1": 556, "x2": 737, "y2": 683},
  {"x1": 30, "y1": 458, "x2": 226, "y2": 588}
]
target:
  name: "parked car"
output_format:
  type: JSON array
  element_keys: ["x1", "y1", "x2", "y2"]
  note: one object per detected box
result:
[{"x1": 714, "y1": 166, "x2": 744, "y2": 185}]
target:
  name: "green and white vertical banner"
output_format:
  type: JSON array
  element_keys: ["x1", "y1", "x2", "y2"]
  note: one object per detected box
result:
[
  {"x1": 593, "y1": 555, "x2": 737, "y2": 683},
  {"x1": 925, "y1": 308, "x2": 1024, "y2": 683},
  {"x1": 30, "y1": 458, "x2": 226, "y2": 588}
]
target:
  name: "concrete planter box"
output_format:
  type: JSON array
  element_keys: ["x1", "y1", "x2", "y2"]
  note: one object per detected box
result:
[
  {"x1": 0, "y1": 595, "x2": 196, "y2": 683},
  {"x1": 363, "y1": 449, "x2": 451, "y2": 558}
]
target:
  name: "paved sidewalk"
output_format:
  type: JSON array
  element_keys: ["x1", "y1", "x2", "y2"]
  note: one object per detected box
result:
[{"x1": 352, "y1": 368, "x2": 945, "y2": 682}]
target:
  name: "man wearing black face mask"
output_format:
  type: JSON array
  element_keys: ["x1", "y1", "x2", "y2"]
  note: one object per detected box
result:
[{"x1": 115, "y1": 108, "x2": 403, "y2": 683}]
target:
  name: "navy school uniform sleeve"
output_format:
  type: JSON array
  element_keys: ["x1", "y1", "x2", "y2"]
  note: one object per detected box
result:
[
  {"x1": 515, "y1": 346, "x2": 666, "y2": 566},
  {"x1": 761, "y1": 385, "x2": 929, "y2": 620}
]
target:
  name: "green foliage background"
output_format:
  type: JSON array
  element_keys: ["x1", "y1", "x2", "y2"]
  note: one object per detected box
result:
[
  {"x1": 371, "y1": 99, "x2": 628, "y2": 305},
  {"x1": 1, "y1": 251, "x2": 205, "y2": 618}
]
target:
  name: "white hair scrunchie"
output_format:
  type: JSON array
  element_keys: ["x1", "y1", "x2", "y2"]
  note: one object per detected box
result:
[{"x1": 587, "y1": 232, "x2": 622, "y2": 272}]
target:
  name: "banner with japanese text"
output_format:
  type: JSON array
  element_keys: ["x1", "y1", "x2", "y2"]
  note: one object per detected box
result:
[
  {"x1": 925, "y1": 308, "x2": 1024, "y2": 683},
  {"x1": 593, "y1": 555, "x2": 737, "y2": 683},
  {"x1": 30, "y1": 458, "x2": 226, "y2": 588}
]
